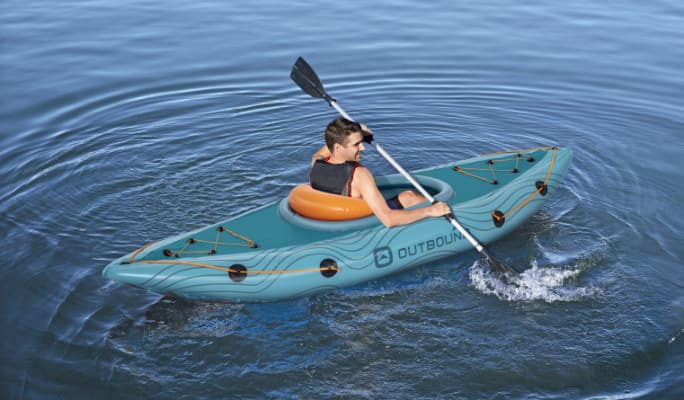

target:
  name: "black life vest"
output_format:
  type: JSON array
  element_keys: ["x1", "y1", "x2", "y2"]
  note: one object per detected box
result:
[{"x1": 309, "y1": 158, "x2": 360, "y2": 196}]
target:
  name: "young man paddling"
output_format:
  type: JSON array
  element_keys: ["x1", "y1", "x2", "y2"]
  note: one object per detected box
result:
[{"x1": 310, "y1": 117, "x2": 451, "y2": 227}]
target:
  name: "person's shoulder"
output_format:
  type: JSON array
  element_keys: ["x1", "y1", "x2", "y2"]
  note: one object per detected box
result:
[{"x1": 353, "y1": 165, "x2": 373, "y2": 181}]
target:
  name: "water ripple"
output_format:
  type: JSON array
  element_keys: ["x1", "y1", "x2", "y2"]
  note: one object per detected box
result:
[{"x1": 2, "y1": 0, "x2": 684, "y2": 398}]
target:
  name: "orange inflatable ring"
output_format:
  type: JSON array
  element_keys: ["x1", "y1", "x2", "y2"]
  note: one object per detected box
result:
[{"x1": 288, "y1": 185, "x2": 373, "y2": 221}]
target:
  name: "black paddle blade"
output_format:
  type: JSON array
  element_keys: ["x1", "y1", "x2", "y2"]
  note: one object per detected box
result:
[
  {"x1": 481, "y1": 248, "x2": 518, "y2": 277},
  {"x1": 290, "y1": 57, "x2": 333, "y2": 103}
]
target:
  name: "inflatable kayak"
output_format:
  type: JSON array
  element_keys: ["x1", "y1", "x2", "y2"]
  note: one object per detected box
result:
[{"x1": 103, "y1": 146, "x2": 572, "y2": 302}]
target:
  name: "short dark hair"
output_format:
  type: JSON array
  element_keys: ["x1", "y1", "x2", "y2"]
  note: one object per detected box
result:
[{"x1": 325, "y1": 117, "x2": 363, "y2": 152}]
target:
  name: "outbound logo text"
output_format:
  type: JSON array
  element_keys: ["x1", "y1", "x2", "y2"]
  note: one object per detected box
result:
[{"x1": 373, "y1": 231, "x2": 464, "y2": 268}]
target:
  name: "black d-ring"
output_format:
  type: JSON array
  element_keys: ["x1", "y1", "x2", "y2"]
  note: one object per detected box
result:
[
  {"x1": 492, "y1": 210, "x2": 505, "y2": 228},
  {"x1": 535, "y1": 181, "x2": 548, "y2": 196},
  {"x1": 320, "y1": 258, "x2": 338, "y2": 278},
  {"x1": 228, "y1": 264, "x2": 247, "y2": 282}
]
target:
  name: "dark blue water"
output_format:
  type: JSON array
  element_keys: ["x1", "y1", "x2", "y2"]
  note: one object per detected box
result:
[{"x1": 2, "y1": 0, "x2": 683, "y2": 398}]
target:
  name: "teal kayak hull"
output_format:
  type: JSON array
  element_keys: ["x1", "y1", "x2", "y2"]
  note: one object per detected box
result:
[{"x1": 103, "y1": 147, "x2": 572, "y2": 302}]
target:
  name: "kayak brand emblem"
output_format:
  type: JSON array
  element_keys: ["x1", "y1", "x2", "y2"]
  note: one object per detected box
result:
[
  {"x1": 397, "y1": 231, "x2": 464, "y2": 259},
  {"x1": 373, "y1": 246, "x2": 393, "y2": 268}
]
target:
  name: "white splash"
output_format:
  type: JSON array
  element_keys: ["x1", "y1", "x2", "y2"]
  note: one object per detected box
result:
[{"x1": 469, "y1": 259, "x2": 601, "y2": 303}]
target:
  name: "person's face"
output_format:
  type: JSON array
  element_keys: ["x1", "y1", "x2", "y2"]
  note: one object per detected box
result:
[{"x1": 336, "y1": 132, "x2": 365, "y2": 161}]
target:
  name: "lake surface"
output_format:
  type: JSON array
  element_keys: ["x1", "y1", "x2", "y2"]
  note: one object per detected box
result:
[{"x1": 2, "y1": 0, "x2": 683, "y2": 398}]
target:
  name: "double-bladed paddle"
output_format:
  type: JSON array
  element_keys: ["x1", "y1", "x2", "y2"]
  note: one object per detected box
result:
[{"x1": 290, "y1": 57, "x2": 516, "y2": 276}]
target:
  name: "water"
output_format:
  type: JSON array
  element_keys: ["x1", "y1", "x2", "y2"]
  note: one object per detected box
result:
[{"x1": 2, "y1": 0, "x2": 683, "y2": 398}]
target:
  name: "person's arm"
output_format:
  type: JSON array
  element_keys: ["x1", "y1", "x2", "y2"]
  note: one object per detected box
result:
[
  {"x1": 354, "y1": 167, "x2": 450, "y2": 228},
  {"x1": 311, "y1": 145, "x2": 330, "y2": 166}
]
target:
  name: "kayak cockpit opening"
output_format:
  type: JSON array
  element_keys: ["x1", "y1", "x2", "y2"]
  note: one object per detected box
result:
[{"x1": 278, "y1": 174, "x2": 454, "y2": 231}]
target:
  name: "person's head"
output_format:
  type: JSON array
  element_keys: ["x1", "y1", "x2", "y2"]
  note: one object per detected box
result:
[
  {"x1": 324, "y1": 117, "x2": 363, "y2": 151},
  {"x1": 325, "y1": 117, "x2": 366, "y2": 161}
]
